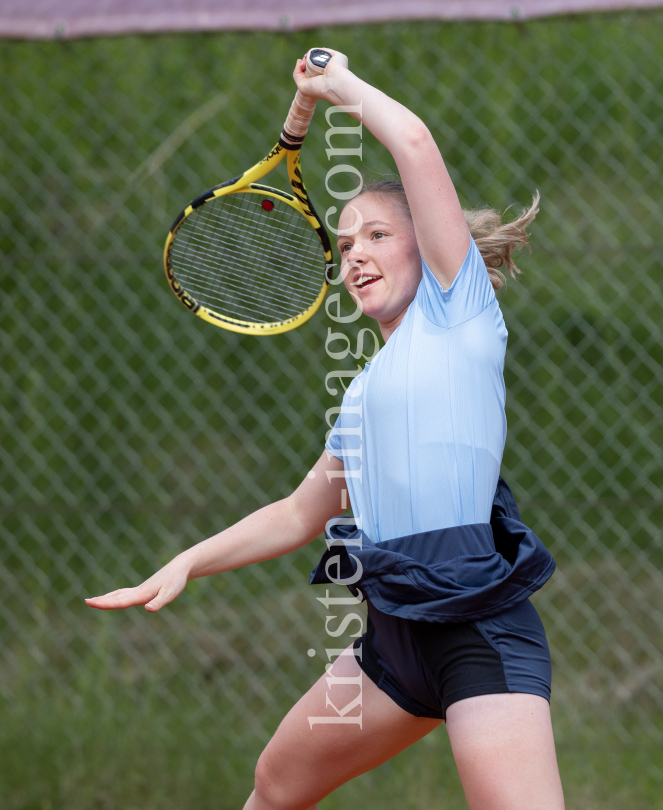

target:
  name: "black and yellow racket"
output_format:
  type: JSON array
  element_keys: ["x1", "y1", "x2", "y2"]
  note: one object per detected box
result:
[{"x1": 163, "y1": 49, "x2": 333, "y2": 336}]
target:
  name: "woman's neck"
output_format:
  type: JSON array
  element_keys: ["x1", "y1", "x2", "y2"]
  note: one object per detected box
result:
[{"x1": 378, "y1": 304, "x2": 410, "y2": 342}]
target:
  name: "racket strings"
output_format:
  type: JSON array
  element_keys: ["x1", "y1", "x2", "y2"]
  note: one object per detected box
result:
[
  {"x1": 173, "y1": 204, "x2": 321, "y2": 320},
  {"x1": 177, "y1": 222, "x2": 320, "y2": 300},
  {"x1": 169, "y1": 193, "x2": 326, "y2": 323}
]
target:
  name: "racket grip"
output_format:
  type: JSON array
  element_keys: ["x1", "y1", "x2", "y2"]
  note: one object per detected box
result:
[{"x1": 281, "y1": 49, "x2": 332, "y2": 147}]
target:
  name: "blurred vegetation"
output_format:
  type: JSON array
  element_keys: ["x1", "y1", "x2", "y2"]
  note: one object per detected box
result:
[{"x1": 1, "y1": 10, "x2": 662, "y2": 809}]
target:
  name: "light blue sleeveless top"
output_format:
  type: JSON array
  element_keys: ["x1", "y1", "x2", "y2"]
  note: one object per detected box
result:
[{"x1": 326, "y1": 237, "x2": 508, "y2": 544}]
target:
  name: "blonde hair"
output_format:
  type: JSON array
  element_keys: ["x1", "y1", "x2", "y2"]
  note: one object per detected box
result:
[{"x1": 352, "y1": 180, "x2": 540, "y2": 291}]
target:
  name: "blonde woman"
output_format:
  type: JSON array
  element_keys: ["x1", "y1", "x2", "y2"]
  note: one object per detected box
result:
[{"x1": 88, "y1": 48, "x2": 564, "y2": 810}]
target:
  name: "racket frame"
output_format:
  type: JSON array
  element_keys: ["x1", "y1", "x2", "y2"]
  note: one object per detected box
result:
[{"x1": 164, "y1": 139, "x2": 332, "y2": 336}]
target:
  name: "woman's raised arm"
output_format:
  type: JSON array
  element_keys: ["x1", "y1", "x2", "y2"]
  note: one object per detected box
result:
[
  {"x1": 85, "y1": 451, "x2": 346, "y2": 612},
  {"x1": 294, "y1": 49, "x2": 470, "y2": 289}
]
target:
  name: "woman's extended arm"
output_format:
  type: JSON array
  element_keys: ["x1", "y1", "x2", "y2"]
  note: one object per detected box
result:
[
  {"x1": 85, "y1": 451, "x2": 345, "y2": 612},
  {"x1": 294, "y1": 50, "x2": 470, "y2": 289}
]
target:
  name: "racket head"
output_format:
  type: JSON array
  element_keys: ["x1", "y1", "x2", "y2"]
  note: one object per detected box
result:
[{"x1": 164, "y1": 167, "x2": 331, "y2": 335}]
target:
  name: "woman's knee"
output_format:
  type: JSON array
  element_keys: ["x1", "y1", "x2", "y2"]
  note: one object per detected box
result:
[
  {"x1": 254, "y1": 750, "x2": 282, "y2": 809},
  {"x1": 254, "y1": 747, "x2": 312, "y2": 810}
]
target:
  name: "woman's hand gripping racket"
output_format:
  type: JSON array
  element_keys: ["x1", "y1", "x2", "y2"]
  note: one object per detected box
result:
[{"x1": 164, "y1": 49, "x2": 334, "y2": 335}]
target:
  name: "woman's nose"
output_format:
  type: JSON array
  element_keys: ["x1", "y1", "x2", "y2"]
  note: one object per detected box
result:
[{"x1": 345, "y1": 242, "x2": 365, "y2": 262}]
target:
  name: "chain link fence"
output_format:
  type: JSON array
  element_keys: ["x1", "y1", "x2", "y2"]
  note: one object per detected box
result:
[{"x1": 1, "y1": 12, "x2": 662, "y2": 809}]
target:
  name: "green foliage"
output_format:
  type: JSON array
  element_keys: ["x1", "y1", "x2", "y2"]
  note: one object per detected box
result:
[{"x1": 1, "y1": 11, "x2": 662, "y2": 808}]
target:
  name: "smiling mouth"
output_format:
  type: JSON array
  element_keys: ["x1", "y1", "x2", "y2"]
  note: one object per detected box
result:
[{"x1": 355, "y1": 275, "x2": 381, "y2": 290}]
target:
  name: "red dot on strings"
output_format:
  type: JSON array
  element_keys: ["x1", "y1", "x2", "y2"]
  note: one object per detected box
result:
[{"x1": 262, "y1": 200, "x2": 274, "y2": 211}]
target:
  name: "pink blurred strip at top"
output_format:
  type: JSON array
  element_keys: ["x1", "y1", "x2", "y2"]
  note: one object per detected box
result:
[{"x1": 1, "y1": 0, "x2": 663, "y2": 39}]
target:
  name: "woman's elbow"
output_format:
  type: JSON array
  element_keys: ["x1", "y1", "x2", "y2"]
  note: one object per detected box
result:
[
  {"x1": 395, "y1": 120, "x2": 438, "y2": 161},
  {"x1": 401, "y1": 120, "x2": 434, "y2": 151}
]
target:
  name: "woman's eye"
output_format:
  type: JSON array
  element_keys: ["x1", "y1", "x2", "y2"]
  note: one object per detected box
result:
[
  {"x1": 340, "y1": 243, "x2": 351, "y2": 252},
  {"x1": 373, "y1": 232, "x2": 386, "y2": 240}
]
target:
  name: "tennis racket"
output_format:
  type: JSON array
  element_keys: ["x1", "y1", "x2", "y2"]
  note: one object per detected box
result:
[{"x1": 163, "y1": 49, "x2": 333, "y2": 336}]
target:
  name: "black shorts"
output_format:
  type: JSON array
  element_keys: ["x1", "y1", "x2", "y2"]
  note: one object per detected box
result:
[{"x1": 354, "y1": 598, "x2": 552, "y2": 720}]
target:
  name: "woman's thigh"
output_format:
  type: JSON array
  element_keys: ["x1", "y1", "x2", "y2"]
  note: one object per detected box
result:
[
  {"x1": 249, "y1": 645, "x2": 442, "y2": 810},
  {"x1": 446, "y1": 693, "x2": 565, "y2": 810}
]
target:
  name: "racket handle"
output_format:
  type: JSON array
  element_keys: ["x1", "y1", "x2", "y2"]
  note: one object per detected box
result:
[{"x1": 281, "y1": 49, "x2": 332, "y2": 147}]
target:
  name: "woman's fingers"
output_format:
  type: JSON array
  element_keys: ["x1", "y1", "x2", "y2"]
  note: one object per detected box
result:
[
  {"x1": 85, "y1": 585, "x2": 157, "y2": 611},
  {"x1": 144, "y1": 587, "x2": 176, "y2": 612},
  {"x1": 292, "y1": 58, "x2": 317, "y2": 92},
  {"x1": 86, "y1": 570, "x2": 188, "y2": 612}
]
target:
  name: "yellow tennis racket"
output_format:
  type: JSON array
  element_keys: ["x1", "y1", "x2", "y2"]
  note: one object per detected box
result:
[{"x1": 163, "y1": 49, "x2": 333, "y2": 336}]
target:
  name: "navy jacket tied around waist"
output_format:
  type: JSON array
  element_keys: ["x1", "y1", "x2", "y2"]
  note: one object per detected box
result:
[{"x1": 310, "y1": 477, "x2": 555, "y2": 623}]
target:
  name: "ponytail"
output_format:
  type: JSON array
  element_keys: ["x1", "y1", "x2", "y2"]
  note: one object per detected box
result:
[{"x1": 463, "y1": 192, "x2": 540, "y2": 290}]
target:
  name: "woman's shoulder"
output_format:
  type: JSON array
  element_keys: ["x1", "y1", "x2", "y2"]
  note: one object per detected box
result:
[{"x1": 415, "y1": 237, "x2": 497, "y2": 330}]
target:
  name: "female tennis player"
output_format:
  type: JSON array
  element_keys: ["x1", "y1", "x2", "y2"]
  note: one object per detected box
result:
[{"x1": 87, "y1": 49, "x2": 565, "y2": 809}]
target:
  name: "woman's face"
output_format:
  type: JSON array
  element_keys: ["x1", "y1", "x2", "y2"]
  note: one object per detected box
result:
[{"x1": 337, "y1": 194, "x2": 421, "y2": 334}]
